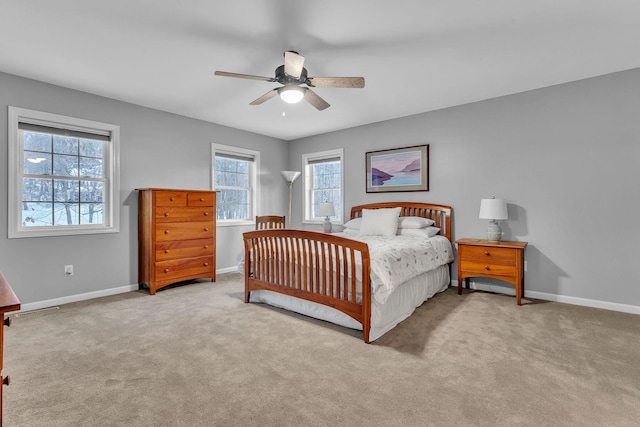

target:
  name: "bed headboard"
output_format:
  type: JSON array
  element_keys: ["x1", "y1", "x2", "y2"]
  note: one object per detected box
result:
[{"x1": 349, "y1": 202, "x2": 452, "y2": 241}]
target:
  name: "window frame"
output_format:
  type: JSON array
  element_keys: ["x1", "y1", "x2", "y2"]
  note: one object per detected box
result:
[
  {"x1": 302, "y1": 148, "x2": 344, "y2": 225},
  {"x1": 8, "y1": 106, "x2": 120, "y2": 238},
  {"x1": 211, "y1": 143, "x2": 259, "y2": 227}
]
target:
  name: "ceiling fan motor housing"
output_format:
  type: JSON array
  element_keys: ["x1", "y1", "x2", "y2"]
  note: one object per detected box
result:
[{"x1": 276, "y1": 65, "x2": 308, "y2": 86}]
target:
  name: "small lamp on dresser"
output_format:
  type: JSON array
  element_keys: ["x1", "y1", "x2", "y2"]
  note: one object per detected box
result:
[
  {"x1": 318, "y1": 202, "x2": 335, "y2": 233},
  {"x1": 479, "y1": 197, "x2": 508, "y2": 242}
]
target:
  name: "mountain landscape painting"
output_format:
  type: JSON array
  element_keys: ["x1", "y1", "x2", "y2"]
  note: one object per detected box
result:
[{"x1": 366, "y1": 145, "x2": 429, "y2": 192}]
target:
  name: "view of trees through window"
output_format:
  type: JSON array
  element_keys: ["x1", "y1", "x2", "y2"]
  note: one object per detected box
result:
[
  {"x1": 215, "y1": 156, "x2": 250, "y2": 220},
  {"x1": 21, "y1": 131, "x2": 105, "y2": 227},
  {"x1": 311, "y1": 160, "x2": 341, "y2": 218}
]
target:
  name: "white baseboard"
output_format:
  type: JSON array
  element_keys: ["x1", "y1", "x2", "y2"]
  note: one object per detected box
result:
[
  {"x1": 18, "y1": 268, "x2": 241, "y2": 313},
  {"x1": 18, "y1": 284, "x2": 139, "y2": 313},
  {"x1": 452, "y1": 280, "x2": 640, "y2": 315}
]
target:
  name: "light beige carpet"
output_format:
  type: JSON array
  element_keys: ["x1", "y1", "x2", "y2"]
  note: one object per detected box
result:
[{"x1": 4, "y1": 273, "x2": 640, "y2": 426}]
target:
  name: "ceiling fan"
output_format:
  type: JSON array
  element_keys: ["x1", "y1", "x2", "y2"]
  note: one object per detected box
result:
[{"x1": 214, "y1": 51, "x2": 365, "y2": 111}]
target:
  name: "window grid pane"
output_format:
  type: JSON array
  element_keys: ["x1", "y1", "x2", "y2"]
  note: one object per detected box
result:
[
  {"x1": 20, "y1": 130, "x2": 107, "y2": 227},
  {"x1": 214, "y1": 156, "x2": 252, "y2": 220},
  {"x1": 310, "y1": 160, "x2": 341, "y2": 220}
]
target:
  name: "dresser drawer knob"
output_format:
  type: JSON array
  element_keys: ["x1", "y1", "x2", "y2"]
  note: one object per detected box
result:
[
  {"x1": 170, "y1": 197, "x2": 175, "y2": 202},
  {"x1": 204, "y1": 227, "x2": 209, "y2": 232},
  {"x1": 164, "y1": 268, "x2": 170, "y2": 273},
  {"x1": 164, "y1": 230, "x2": 169, "y2": 234},
  {"x1": 484, "y1": 265, "x2": 491, "y2": 271},
  {"x1": 204, "y1": 245, "x2": 208, "y2": 249},
  {"x1": 203, "y1": 262, "x2": 209, "y2": 266},
  {"x1": 4, "y1": 317, "x2": 11, "y2": 327},
  {"x1": 164, "y1": 213, "x2": 169, "y2": 217},
  {"x1": 204, "y1": 212, "x2": 209, "y2": 216},
  {"x1": 2, "y1": 376, "x2": 10, "y2": 386},
  {"x1": 200, "y1": 197, "x2": 205, "y2": 202},
  {"x1": 164, "y1": 250, "x2": 169, "y2": 254},
  {"x1": 484, "y1": 251, "x2": 490, "y2": 256}
]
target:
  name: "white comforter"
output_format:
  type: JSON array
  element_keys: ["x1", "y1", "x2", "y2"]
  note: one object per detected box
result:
[{"x1": 333, "y1": 233, "x2": 453, "y2": 304}]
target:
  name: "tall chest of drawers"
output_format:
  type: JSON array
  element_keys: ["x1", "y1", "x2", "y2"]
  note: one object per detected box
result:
[{"x1": 138, "y1": 188, "x2": 216, "y2": 294}]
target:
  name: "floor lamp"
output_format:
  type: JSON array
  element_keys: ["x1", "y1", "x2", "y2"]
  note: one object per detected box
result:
[{"x1": 281, "y1": 171, "x2": 301, "y2": 227}]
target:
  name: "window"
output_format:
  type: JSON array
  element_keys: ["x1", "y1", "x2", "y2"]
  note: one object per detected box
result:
[
  {"x1": 303, "y1": 148, "x2": 344, "y2": 223},
  {"x1": 8, "y1": 107, "x2": 120, "y2": 238},
  {"x1": 212, "y1": 144, "x2": 259, "y2": 224}
]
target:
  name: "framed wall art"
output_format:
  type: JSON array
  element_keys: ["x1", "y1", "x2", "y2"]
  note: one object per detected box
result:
[{"x1": 365, "y1": 145, "x2": 429, "y2": 193}]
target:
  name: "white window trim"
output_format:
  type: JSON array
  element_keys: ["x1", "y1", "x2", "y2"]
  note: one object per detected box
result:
[
  {"x1": 211, "y1": 143, "x2": 260, "y2": 227},
  {"x1": 8, "y1": 106, "x2": 120, "y2": 238},
  {"x1": 302, "y1": 148, "x2": 344, "y2": 225}
]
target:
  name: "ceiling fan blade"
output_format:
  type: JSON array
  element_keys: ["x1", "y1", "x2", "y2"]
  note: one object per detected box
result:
[
  {"x1": 284, "y1": 51, "x2": 305, "y2": 79},
  {"x1": 249, "y1": 88, "x2": 279, "y2": 105},
  {"x1": 215, "y1": 71, "x2": 276, "y2": 82},
  {"x1": 306, "y1": 77, "x2": 365, "y2": 88},
  {"x1": 304, "y1": 88, "x2": 330, "y2": 111}
]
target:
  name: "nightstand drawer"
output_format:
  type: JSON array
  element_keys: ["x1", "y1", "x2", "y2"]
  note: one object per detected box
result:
[
  {"x1": 460, "y1": 245, "x2": 516, "y2": 262},
  {"x1": 459, "y1": 260, "x2": 517, "y2": 277}
]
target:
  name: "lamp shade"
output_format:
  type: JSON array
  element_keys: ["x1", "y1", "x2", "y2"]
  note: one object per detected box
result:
[
  {"x1": 479, "y1": 198, "x2": 508, "y2": 220},
  {"x1": 281, "y1": 170, "x2": 301, "y2": 183},
  {"x1": 318, "y1": 202, "x2": 335, "y2": 217}
]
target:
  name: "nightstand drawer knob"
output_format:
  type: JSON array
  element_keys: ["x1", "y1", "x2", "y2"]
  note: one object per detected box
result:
[
  {"x1": 204, "y1": 227, "x2": 209, "y2": 232},
  {"x1": 204, "y1": 212, "x2": 209, "y2": 216},
  {"x1": 203, "y1": 262, "x2": 209, "y2": 267},
  {"x1": 164, "y1": 213, "x2": 169, "y2": 217},
  {"x1": 164, "y1": 250, "x2": 169, "y2": 254},
  {"x1": 484, "y1": 265, "x2": 491, "y2": 271},
  {"x1": 484, "y1": 251, "x2": 490, "y2": 256},
  {"x1": 170, "y1": 197, "x2": 175, "y2": 202},
  {"x1": 164, "y1": 268, "x2": 170, "y2": 273},
  {"x1": 164, "y1": 230, "x2": 169, "y2": 235}
]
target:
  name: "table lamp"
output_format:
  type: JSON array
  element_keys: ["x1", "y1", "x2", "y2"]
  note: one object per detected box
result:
[
  {"x1": 479, "y1": 197, "x2": 508, "y2": 242},
  {"x1": 318, "y1": 202, "x2": 335, "y2": 233}
]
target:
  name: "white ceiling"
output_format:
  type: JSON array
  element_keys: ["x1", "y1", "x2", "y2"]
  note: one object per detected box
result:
[{"x1": 2, "y1": 1, "x2": 639, "y2": 141}]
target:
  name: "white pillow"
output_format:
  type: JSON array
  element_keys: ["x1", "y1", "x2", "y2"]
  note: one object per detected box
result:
[
  {"x1": 359, "y1": 208, "x2": 401, "y2": 236},
  {"x1": 397, "y1": 216, "x2": 435, "y2": 229},
  {"x1": 397, "y1": 227, "x2": 440, "y2": 238},
  {"x1": 343, "y1": 218, "x2": 362, "y2": 230}
]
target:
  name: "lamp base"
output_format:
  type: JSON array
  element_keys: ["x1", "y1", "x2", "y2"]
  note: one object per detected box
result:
[
  {"x1": 322, "y1": 217, "x2": 332, "y2": 233},
  {"x1": 486, "y1": 220, "x2": 503, "y2": 242}
]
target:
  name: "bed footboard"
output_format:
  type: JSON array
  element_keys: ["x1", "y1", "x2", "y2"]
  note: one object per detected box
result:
[{"x1": 243, "y1": 230, "x2": 372, "y2": 343}]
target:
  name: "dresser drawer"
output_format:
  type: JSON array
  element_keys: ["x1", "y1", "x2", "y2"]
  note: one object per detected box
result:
[
  {"x1": 155, "y1": 221, "x2": 214, "y2": 241},
  {"x1": 155, "y1": 256, "x2": 214, "y2": 281},
  {"x1": 155, "y1": 191, "x2": 187, "y2": 207},
  {"x1": 459, "y1": 245, "x2": 516, "y2": 263},
  {"x1": 155, "y1": 239, "x2": 214, "y2": 261},
  {"x1": 188, "y1": 192, "x2": 215, "y2": 207},
  {"x1": 459, "y1": 259, "x2": 517, "y2": 278},
  {"x1": 155, "y1": 207, "x2": 214, "y2": 222}
]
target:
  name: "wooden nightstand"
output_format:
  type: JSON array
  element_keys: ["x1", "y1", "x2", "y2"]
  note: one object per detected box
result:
[{"x1": 456, "y1": 238, "x2": 528, "y2": 305}]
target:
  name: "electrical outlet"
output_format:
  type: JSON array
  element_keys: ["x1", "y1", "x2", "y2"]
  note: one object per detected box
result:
[{"x1": 64, "y1": 265, "x2": 74, "y2": 276}]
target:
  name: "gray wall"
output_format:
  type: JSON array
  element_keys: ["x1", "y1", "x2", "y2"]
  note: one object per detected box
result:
[
  {"x1": 0, "y1": 72, "x2": 288, "y2": 306},
  {"x1": 288, "y1": 68, "x2": 640, "y2": 309}
]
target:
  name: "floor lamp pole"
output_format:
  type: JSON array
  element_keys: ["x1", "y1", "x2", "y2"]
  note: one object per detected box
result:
[
  {"x1": 281, "y1": 171, "x2": 301, "y2": 228},
  {"x1": 287, "y1": 182, "x2": 293, "y2": 228}
]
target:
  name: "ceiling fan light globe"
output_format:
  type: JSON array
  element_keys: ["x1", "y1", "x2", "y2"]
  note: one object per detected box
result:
[{"x1": 279, "y1": 87, "x2": 305, "y2": 104}]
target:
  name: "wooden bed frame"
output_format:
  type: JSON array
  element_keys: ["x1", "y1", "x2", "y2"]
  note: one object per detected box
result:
[{"x1": 243, "y1": 202, "x2": 452, "y2": 343}]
